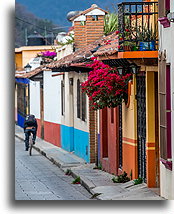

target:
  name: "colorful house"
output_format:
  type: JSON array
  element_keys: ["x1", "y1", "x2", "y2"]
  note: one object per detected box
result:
[
  {"x1": 158, "y1": 0, "x2": 174, "y2": 199},
  {"x1": 94, "y1": 0, "x2": 160, "y2": 188},
  {"x1": 16, "y1": 4, "x2": 107, "y2": 163},
  {"x1": 15, "y1": 45, "x2": 54, "y2": 127},
  {"x1": 45, "y1": 4, "x2": 107, "y2": 162}
]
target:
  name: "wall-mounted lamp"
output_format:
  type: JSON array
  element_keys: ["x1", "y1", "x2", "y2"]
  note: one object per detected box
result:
[
  {"x1": 167, "y1": 12, "x2": 174, "y2": 22},
  {"x1": 69, "y1": 78, "x2": 73, "y2": 85},
  {"x1": 24, "y1": 63, "x2": 32, "y2": 73},
  {"x1": 117, "y1": 66, "x2": 123, "y2": 75},
  {"x1": 129, "y1": 63, "x2": 138, "y2": 74}
]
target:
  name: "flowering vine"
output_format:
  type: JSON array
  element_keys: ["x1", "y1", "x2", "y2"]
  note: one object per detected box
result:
[
  {"x1": 81, "y1": 58, "x2": 132, "y2": 110},
  {"x1": 37, "y1": 50, "x2": 57, "y2": 59}
]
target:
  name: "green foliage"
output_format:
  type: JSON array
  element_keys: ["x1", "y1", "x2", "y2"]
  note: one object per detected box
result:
[
  {"x1": 133, "y1": 177, "x2": 143, "y2": 185},
  {"x1": 65, "y1": 169, "x2": 72, "y2": 176},
  {"x1": 72, "y1": 176, "x2": 81, "y2": 184},
  {"x1": 56, "y1": 33, "x2": 74, "y2": 46},
  {"x1": 104, "y1": 13, "x2": 118, "y2": 35},
  {"x1": 93, "y1": 162, "x2": 102, "y2": 170},
  {"x1": 15, "y1": 2, "x2": 61, "y2": 47},
  {"x1": 112, "y1": 171, "x2": 130, "y2": 183}
]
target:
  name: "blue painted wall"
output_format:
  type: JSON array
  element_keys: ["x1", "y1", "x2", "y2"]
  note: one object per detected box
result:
[
  {"x1": 61, "y1": 125, "x2": 74, "y2": 152},
  {"x1": 17, "y1": 113, "x2": 25, "y2": 128},
  {"x1": 74, "y1": 128, "x2": 89, "y2": 163},
  {"x1": 61, "y1": 124, "x2": 90, "y2": 162}
]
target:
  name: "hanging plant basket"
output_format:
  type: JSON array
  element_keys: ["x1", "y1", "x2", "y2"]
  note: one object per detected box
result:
[{"x1": 81, "y1": 59, "x2": 132, "y2": 110}]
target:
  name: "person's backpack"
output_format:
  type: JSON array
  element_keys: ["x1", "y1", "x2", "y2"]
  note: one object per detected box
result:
[{"x1": 25, "y1": 115, "x2": 36, "y2": 126}]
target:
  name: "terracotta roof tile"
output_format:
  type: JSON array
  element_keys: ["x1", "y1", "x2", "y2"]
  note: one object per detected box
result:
[
  {"x1": 15, "y1": 65, "x2": 46, "y2": 79},
  {"x1": 15, "y1": 31, "x2": 119, "y2": 76},
  {"x1": 46, "y1": 31, "x2": 118, "y2": 69}
]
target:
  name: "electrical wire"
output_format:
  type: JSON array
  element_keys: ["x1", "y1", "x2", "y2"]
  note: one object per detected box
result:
[{"x1": 15, "y1": 16, "x2": 70, "y2": 33}]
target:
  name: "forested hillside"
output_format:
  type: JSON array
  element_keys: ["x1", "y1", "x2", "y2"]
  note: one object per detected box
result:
[
  {"x1": 16, "y1": 0, "x2": 142, "y2": 27},
  {"x1": 15, "y1": 3, "x2": 61, "y2": 47}
]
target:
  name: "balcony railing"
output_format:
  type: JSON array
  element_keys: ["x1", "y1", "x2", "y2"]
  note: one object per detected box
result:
[{"x1": 118, "y1": 1, "x2": 158, "y2": 52}]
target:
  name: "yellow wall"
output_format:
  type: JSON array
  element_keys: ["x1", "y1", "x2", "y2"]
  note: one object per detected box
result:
[
  {"x1": 122, "y1": 66, "x2": 159, "y2": 187},
  {"x1": 15, "y1": 53, "x2": 22, "y2": 70},
  {"x1": 15, "y1": 46, "x2": 55, "y2": 70},
  {"x1": 146, "y1": 71, "x2": 158, "y2": 187},
  {"x1": 122, "y1": 75, "x2": 138, "y2": 179}
]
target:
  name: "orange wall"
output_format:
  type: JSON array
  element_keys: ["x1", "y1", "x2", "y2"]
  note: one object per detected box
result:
[
  {"x1": 15, "y1": 53, "x2": 22, "y2": 70},
  {"x1": 122, "y1": 76, "x2": 138, "y2": 179},
  {"x1": 15, "y1": 46, "x2": 54, "y2": 69}
]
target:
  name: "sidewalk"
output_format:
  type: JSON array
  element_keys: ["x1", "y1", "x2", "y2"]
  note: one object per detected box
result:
[{"x1": 15, "y1": 125, "x2": 164, "y2": 200}]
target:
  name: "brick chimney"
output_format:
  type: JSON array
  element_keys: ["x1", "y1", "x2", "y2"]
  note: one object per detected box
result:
[{"x1": 71, "y1": 4, "x2": 107, "y2": 50}]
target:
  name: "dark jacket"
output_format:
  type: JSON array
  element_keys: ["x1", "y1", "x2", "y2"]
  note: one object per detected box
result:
[{"x1": 24, "y1": 115, "x2": 38, "y2": 132}]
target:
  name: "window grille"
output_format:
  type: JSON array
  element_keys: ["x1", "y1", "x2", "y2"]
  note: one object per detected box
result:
[
  {"x1": 61, "y1": 80, "x2": 65, "y2": 116},
  {"x1": 77, "y1": 79, "x2": 81, "y2": 118}
]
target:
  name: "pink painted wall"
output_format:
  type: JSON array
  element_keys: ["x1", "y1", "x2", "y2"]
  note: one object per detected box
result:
[{"x1": 44, "y1": 121, "x2": 61, "y2": 147}]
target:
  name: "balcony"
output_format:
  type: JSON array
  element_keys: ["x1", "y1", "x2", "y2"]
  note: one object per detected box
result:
[{"x1": 118, "y1": 1, "x2": 158, "y2": 53}]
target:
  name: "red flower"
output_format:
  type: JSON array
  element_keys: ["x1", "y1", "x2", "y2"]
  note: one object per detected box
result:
[
  {"x1": 116, "y1": 30, "x2": 120, "y2": 35},
  {"x1": 119, "y1": 37, "x2": 124, "y2": 41},
  {"x1": 82, "y1": 58, "x2": 132, "y2": 110},
  {"x1": 125, "y1": 29, "x2": 130, "y2": 32},
  {"x1": 90, "y1": 57, "x2": 97, "y2": 60}
]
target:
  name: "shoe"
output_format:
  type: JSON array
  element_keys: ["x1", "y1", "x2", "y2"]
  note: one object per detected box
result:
[
  {"x1": 25, "y1": 148, "x2": 28, "y2": 151},
  {"x1": 33, "y1": 141, "x2": 35, "y2": 145}
]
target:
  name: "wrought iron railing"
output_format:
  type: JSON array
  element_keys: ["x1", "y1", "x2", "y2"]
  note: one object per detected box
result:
[{"x1": 118, "y1": 1, "x2": 158, "y2": 52}]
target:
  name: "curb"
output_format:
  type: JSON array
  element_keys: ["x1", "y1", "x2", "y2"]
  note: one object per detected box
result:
[
  {"x1": 15, "y1": 134, "x2": 24, "y2": 141},
  {"x1": 15, "y1": 133, "x2": 97, "y2": 198}
]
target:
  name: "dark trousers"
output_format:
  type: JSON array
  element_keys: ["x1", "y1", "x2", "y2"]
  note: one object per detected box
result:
[{"x1": 24, "y1": 128, "x2": 36, "y2": 149}]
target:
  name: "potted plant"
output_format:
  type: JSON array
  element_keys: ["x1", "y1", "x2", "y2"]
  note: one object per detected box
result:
[
  {"x1": 136, "y1": 24, "x2": 158, "y2": 51},
  {"x1": 116, "y1": 29, "x2": 138, "y2": 51},
  {"x1": 37, "y1": 50, "x2": 57, "y2": 64}
]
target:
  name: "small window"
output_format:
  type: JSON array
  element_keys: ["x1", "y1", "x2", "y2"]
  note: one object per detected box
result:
[
  {"x1": 61, "y1": 80, "x2": 65, "y2": 116},
  {"x1": 77, "y1": 79, "x2": 86, "y2": 121},
  {"x1": 81, "y1": 88, "x2": 86, "y2": 121},
  {"x1": 111, "y1": 108, "x2": 114, "y2": 123},
  {"x1": 77, "y1": 79, "x2": 81, "y2": 118},
  {"x1": 92, "y1": 15, "x2": 98, "y2": 21},
  {"x1": 80, "y1": 21, "x2": 86, "y2": 26}
]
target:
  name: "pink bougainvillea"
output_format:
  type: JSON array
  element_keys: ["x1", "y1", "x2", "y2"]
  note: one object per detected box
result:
[
  {"x1": 81, "y1": 59, "x2": 132, "y2": 110},
  {"x1": 37, "y1": 51, "x2": 57, "y2": 59}
]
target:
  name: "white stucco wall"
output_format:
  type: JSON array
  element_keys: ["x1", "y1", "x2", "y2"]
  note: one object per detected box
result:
[
  {"x1": 159, "y1": 0, "x2": 174, "y2": 199},
  {"x1": 73, "y1": 72, "x2": 89, "y2": 132},
  {"x1": 29, "y1": 80, "x2": 40, "y2": 119},
  {"x1": 56, "y1": 44, "x2": 73, "y2": 60},
  {"x1": 61, "y1": 72, "x2": 89, "y2": 132},
  {"x1": 43, "y1": 70, "x2": 61, "y2": 124}
]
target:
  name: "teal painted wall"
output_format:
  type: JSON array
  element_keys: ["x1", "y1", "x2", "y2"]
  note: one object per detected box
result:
[
  {"x1": 74, "y1": 128, "x2": 89, "y2": 163},
  {"x1": 61, "y1": 124, "x2": 89, "y2": 162},
  {"x1": 61, "y1": 125, "x2": 74, "y2": 152}
]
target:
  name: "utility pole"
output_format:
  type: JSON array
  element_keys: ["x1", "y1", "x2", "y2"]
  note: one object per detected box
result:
[
  {"x1": 44, "y1": 26, "x2": 47, "y2": 45},
  {"x1": 25, "y1": 28, "x2": 28, "y2": 46}
]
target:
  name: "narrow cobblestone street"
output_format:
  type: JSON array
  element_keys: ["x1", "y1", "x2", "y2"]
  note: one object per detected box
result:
[{"x1": 15, "y1": 137, "x2": 93, "y2": 200}]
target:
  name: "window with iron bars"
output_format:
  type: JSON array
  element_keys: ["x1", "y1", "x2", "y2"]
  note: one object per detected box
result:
[{"x1": 77, "y1": 79, "x2": 86, "y2": 121}]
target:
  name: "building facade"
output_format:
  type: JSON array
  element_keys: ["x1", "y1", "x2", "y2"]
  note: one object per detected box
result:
[
  {"x1": 97, "y1": 0, "x2": 160, "y2": 188},
  {"x1": 158, "y1": 0, "x2": 174, "y2": 199}
]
